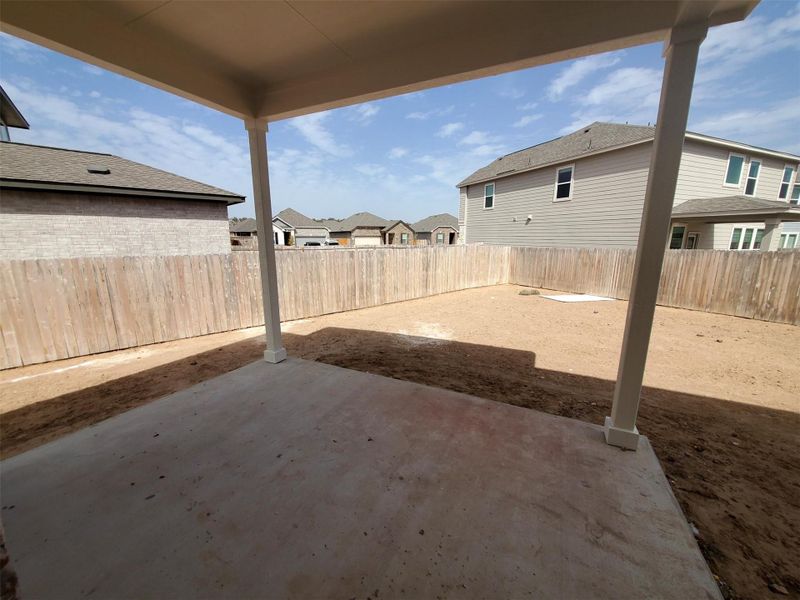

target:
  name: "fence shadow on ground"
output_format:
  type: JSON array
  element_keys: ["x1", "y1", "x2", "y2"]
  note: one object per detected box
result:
[{"x1": 1, "y1": 327, "x2": 798, "y2": 599}]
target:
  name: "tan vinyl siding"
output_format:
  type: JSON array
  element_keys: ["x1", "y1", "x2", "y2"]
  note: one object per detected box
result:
[
  {"x1": 458, "y1": 189, "x2": 466, "y2": 243},
  {"x1": 674, "y1": 140, "x2": 797, "y2": 205},
  {"x1": 461, "y1": 143, "x2": 651, "y2": 248}
]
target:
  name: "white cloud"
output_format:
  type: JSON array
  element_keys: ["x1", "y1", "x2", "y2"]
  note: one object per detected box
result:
[
  {"x1": 0, "y1": 33, "x2": 46, "y2": 65},
  {"x1": 89, "y1": 90, "x2": 102, "y2": 98},
  {"x1": 288, "y1": 111, "x2": 352, "y2": 157},
  {"x1": 517, "y1": 102, "x2": 538, "y2": 111},
  {"x1": 469, "y1": 144, "x2": 505, "y2": 158},
  {"x1": 697, "y1": 4, "x2": 800, "y2": 87},
  {"x1": 406, "y1": 105, "x2": 454, "y2": 120},
  {"x1": 513, "y1": 114, "x2": 543, "y2": 128},
  {"x1": 459, "y1": 130, "x2": 489, "y2": 146},
  {"x1": 355, "y1": 163, "x2": 386, "y2": 177},
  {"x1": 83, "y1": 65, "x2": 105, "y2": 76},
  {"x1": 547, "y1": 52, "x2": 622, "y2": 101},
  {"x1": 584, "y1": 67, "x2": 661, "y2": 108},
  {"x1": 437, "y1": 122, "x2": 464, "y2": 138},
  {"x1": 498, "y1": 87, "x2": 525, "y2": 100},
  {"x1": 690, "y1": 96, "x2": 800, "y2": 155},
  {"x1": 388, "y1": 147, "x2": 408, "y2": 159},
  {"x1": 352, "y1": 102, "x2": 380, "y2": 124}
]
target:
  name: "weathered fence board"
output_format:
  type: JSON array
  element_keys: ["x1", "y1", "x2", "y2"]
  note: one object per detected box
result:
[
  {"x1": 1, "y1": 246, "x2": 797, "y2": 370},
  {"x1": 509, "y1": 247, "x2": 799, "y2": 325}
]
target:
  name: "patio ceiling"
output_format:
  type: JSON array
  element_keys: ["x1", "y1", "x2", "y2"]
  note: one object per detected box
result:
[{"x1": 0, "y1": 0, "x2": 756, "y2": 121}]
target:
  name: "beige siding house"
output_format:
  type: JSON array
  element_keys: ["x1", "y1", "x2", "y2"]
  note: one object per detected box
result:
[{"x1": 458, "y1": 123, "x2": 800, "y2": 250}]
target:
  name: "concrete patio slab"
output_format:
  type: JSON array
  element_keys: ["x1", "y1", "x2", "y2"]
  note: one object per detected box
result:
[{"x1": 1, "y1": 357, "x2": 720, "y2": 599}]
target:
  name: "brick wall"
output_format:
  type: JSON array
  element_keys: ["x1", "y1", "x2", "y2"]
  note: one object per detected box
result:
[{"x1": 0, "y1": 189, "x2": 232, "y2": 259}]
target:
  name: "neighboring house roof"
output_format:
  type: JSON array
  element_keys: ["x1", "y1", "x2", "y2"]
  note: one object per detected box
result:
[
  {"x1": 329, "y1": 212, "x2": 389, "y2": 232},
  {"x1": 0, "y1": 85, "x2": 29, "y2": 129},
  {"x1": 274, "y1": 207, "x2": 327, "y2": 229},
  {"x1": 230, "y1": 218, "x2": 258, "y2": 233},
  {"x1": 672, "y1": 196, "x2": 800, "y2": 221},
  {"x1": 381, "y1": 219, "x2": 414, "y2": 232},
  {"x1": 458, "y1": 122, "x2": 800, "y2": 188},
  {"x1": 0, "y1": 142, "x2": 244, "y2": 204},
  {"x1": 412, "y1": 213, "x2": 459, "y2": 232}
]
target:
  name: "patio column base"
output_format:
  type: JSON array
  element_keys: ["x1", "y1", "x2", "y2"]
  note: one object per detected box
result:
[
  {"x1": 604, "y1": 416, "x2": 640, "y2": 450},
  {"x1": 264, "y1": 348, "x2": 287, "y2": 363}
]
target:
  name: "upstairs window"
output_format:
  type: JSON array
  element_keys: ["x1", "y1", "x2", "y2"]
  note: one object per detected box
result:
[
  {"x1": 792, "y1": 183, "x2": 800, "y2": 205},
  {"x1": 778, "y1": 165, "x2": 795, "y2": 200},
  {"x1": 724, "y1": 153, "x2": 745, "y2": 187},
  {"x1": 554, "y1": 165, "x2": 574, "y2": 201},
  {"x1": 744, "y1": 159, "x2": 761, "y2": 196},
  {"x1": 484, "y1": 183, "x2": 495, "y2": 209}
]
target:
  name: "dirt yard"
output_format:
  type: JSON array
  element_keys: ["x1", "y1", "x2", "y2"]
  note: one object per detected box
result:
[{"x1": 1, "y1": 284, "x2": 798, "y2": 599}]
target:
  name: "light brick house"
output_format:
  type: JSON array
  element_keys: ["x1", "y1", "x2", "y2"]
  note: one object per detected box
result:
[
  {"x1": 458, "y1": 122, "x2": 800, "y2": 250},
  {"x1": 412, "y1": 213, "x2": 459, "y2": 245},
  {"x1": 382, "y1": 220, "x2": 415, "y2": 245},
  {"x1": 0, "y1": 142, "x2": 243, "y2": 259}
]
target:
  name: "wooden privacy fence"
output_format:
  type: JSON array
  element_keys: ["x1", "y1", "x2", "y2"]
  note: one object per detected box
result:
[
  {"x1": 0, "y1": 245, "x2": 510, "y2": 369},
  {"x1": 1, "y1": 246, "x2": 797, "y2": 369},
  {"x1": 509, "y1": 247, "x2": 800, "y2": 325}
]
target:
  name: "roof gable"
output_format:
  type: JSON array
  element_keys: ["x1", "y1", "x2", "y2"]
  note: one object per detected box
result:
[
  {"x1": 412, "y1": 213, "x2": 459, "y2": 232},
  {"x1": 274, "y1": 208, "x2": 326, "y2": 228}
]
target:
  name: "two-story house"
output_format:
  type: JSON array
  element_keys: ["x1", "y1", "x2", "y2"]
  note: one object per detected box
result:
[{"x1": 458, "y1": 122, "x2": 800, "y2": 250}]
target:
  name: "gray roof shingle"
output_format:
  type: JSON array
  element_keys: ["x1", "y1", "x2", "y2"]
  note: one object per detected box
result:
[
  {"x1": 412, "y1": 213, "x2": 459, "y2": 232},
  {"x1": 230, "y1": 218, "x2": 258, "y2": 233},
  {"x1": 327, "y1": 211, "x2": 389, "y2": 232},
  {"x1": 0, "y1": 142, "x2": 244, "y2": 203},
  {"x1": 457, "y1": 122, "x2": 656, "y2": 187},
  {"x1": 672, "y1": 196, "x2": 800, "y2": 216},
  {"x1": 273, "y1": 208, "x2": 327, "y2": 228}
]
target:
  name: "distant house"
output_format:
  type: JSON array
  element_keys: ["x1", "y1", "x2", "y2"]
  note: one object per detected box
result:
[
  {"x1": 413, "y1": 213, "x2": 459, "y2": 245},
  {"x1": 273, "y1": 208, "x2": 330, "y2": 246},
  {"x1": 324, "y1": 212, "x2": 389, "y2": 246},
  {"x1": 229, "y1": 218, "x2": 258, "y2": 249},
  {"x1": 382, "y1": 220, "x2": 415, "y2": 245},
  {"x1": 458, "y1": 122, "x2": 800, "y2": 250},
  {"x1": 0, "y1": 142, "x2": 244, "y2": 259}
]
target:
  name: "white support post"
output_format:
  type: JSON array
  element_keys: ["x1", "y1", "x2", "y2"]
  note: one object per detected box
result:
[
  {"x1": 605, "y1": 22, "x2": 707, "y2": 450},
  {"x1": 760, "y1": 218, "x2": 780, "y2": 251},
  {"x1": 244, "y1": 118, "x2": 287, "y2": 363}
]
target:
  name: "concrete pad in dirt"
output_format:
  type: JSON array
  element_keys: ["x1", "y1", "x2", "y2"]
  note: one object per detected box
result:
[{"x1": 1, "y1": 358, "x2": 720, "y2": 599}]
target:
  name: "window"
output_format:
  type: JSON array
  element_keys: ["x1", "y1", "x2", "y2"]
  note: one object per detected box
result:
[
  {"x1": 484, "y1": 183, "x2": 495, "y2": 209},
  {"x1": 729, "y1": 226, "x2": 764, "y2": 250},
  {"x1": 778, "y1": 165, "x2": 795, "y2": 200},
  {"x1": 792, "y1": 184, "x2": 800, "y2": 205},
  {"x1": 669, "y1": 225, "x2": 686, "y2": 249},
  {"x1": 724, "y1": 153, "x2": 745, "y2": 187},
  {"x1": 554, "y1": 165, "x2": 574, "y2": 201},
  {"x1": 744, "y1": 159, "x2": 761, "y2": 196},
  {"x1": 779, "y1": 233, "x2": 797, "y2": 249},
  {"x1": 436, "y1": 232, "x2": 445, "y2": 244},
  {"x1": 400, "y1": 232, "x2": 409, "y2": 244},
  {"x1": 686, "y1": 232, "x2": 699, "y2": 249}
]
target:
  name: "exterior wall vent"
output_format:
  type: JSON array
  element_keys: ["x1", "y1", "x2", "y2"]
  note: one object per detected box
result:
[{"x1": 87, "y1": 165, "x2": 111, "y2": 174}]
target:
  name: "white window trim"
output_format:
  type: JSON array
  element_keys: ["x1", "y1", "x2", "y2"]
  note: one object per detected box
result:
[
  {"x1": 686, "y1": 232, "x2": 700, "y2": 249},
  {"x1": 722, "y1": 152, "x2": 746, "y2": 189},
  {"x1": 743, "y1": 158, "x2": 761, "y2": 197},
  {"x1": 483, "y1": 182, "x2": 495, "y2": 210},
  {"x1": 729, "y1": 226, "x2": 764, "y2": 251},
  {"x1": 777, "y1": 164, "x2": 796, "y2": 201},
  {"x1": 789, "y1": 168, "x2": 800, "y2": 205},
  {"x1": 669, "y1": 224, "x2": 687, "y2": 249},
  {"x1": 553, "y1": 163, "x2": 575, "y2": 202}
]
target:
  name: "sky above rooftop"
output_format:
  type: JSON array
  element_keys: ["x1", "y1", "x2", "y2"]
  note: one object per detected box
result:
[{"x1": 1, "y1": 1, "x2": 798, "y2": 221}]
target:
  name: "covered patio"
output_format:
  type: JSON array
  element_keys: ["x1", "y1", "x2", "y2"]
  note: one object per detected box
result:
[
  {"x1": 2, "y1": 357, "x2": 720, "y2": 599},
  {"x1": 0, "y1": 0, "x2": 759, "y2": 597}
]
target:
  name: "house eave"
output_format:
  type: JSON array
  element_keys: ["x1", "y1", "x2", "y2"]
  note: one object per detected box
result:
[
  {"x1": 684, "y1": 133, "x2": 800, "y2": 163},
  {"x1": 0, "y1": 179, "x2": 245, "y2": 205},
  {"x1": 672, "y1": 208, "x2": 800, "y2": 221}
]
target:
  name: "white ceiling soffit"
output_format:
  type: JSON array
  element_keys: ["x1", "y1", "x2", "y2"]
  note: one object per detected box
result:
[{"x1": 0, "y1": 0, "x2": 758, "y2": 121}]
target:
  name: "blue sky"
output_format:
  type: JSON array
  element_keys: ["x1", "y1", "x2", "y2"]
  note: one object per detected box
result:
[{"x1": 1, "y1": 1, "x2": 798, "y2": 221}]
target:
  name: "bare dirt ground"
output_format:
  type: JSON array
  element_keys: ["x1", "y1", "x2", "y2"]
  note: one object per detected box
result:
[{"x1": 1, "y1": 284, "x2": 798, "y2": 599}]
